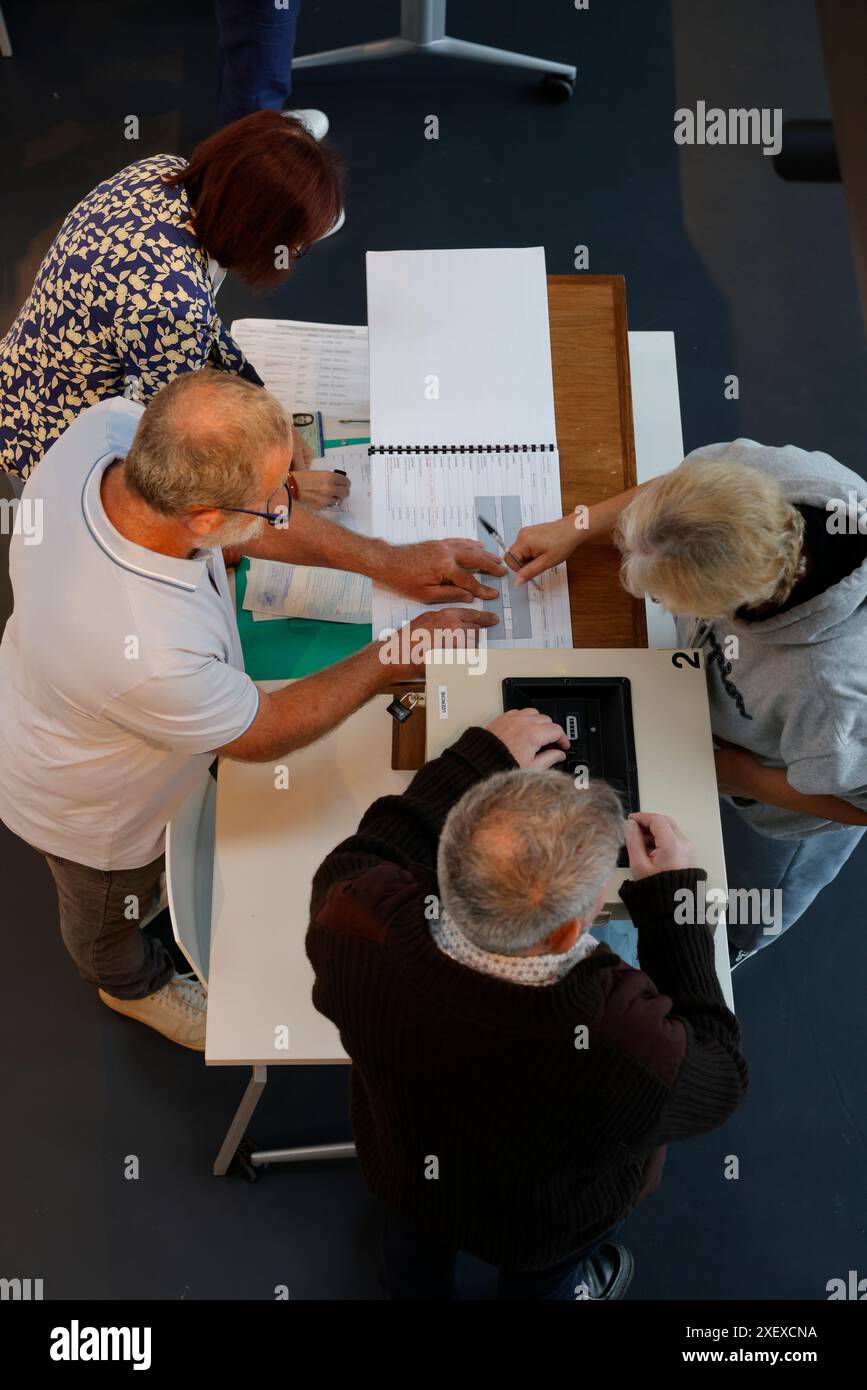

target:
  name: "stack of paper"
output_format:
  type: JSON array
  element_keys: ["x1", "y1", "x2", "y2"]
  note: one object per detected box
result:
[
  {"x1": 243, "y1": 559, "x2": 372, "y2": 626},
  {"x1": 230, "y1": 318, "x2": 369, "y2": 417},
  {"x1": 230, "y1": 318, "x2": 373, "y2": 537}
]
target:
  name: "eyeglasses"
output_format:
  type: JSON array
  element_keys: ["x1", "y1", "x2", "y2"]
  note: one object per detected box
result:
[{"x1": 221, "y1": 479, "x2": 293, "y2": 529}]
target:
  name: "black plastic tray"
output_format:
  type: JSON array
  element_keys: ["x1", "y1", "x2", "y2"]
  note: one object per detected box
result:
[{"x1": 501, "y1": 676, "x2": 640, "y2": 867}]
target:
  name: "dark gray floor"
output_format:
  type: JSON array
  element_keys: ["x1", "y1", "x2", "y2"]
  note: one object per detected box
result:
[{"x1": 1, "y1": 0, "x2": 866, "y2": 1300}]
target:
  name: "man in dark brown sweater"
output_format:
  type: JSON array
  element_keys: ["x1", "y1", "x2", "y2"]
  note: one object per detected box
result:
[{"x1": 307, "y1": 707, "x2": 748, "y2": 1300}]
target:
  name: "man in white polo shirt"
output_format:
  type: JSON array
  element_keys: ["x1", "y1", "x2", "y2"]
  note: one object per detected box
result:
[{"x1": 0, "y1": 370, "x2": 500, "y2": 1050}]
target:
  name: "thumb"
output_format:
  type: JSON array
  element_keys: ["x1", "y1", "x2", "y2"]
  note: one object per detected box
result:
[
  {"x1": 458, "y1": 572, "x2": 498, "y2": 600},
  {"x1": 513, "y1": 555, "x2": 549, "y2": 588},
  {"x1": 533, "y1": 747, "x2": 568, "y2": 769},
  {"x1": 624, "y1": 819, "x2": 653, "y2": 876}
]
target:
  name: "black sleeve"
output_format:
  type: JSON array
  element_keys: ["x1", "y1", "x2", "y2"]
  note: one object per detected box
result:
[{"x1": 618, "y1": 870, "x2": 748, "y2": 1141}]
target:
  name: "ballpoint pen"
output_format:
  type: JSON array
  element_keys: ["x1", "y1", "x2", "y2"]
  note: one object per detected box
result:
[{"x1": 477, "y1": 515, "x2": 542, "y2": 590}]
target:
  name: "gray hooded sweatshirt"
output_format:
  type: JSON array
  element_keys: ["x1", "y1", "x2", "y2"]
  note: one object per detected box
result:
[{"x1": 674, "y1": 438, "x2": 867, "y2": 840}]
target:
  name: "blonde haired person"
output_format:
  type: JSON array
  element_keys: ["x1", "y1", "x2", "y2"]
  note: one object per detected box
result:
[
  {"x1": 616, "y1": 456, "x2": 807, "y2": 621},
  {"x1": 509, "y1": 439, "x2": 867, "y2": 965}
]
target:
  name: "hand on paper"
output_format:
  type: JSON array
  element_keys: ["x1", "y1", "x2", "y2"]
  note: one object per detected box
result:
[
  {"x1": 386, "y1": 606, "x2": 499, "y2": 681},
  {"x1": 624, "y1": 812, "x2": 698, "y2": 880},
  {"x1": 486, "y1": 708, "x2": 570, "y2": 770},
  {"x1": 383, "y1": 539, "x2": 507, "y2": 603},
  {"x1": 291, "y1": 469, "x2": 352, "y2": 510},
  {"x1": 507, "y1": 515, "x2": 582, "y2": 587}
]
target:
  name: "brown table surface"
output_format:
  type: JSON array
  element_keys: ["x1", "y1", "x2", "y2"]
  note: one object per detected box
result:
[
  {"x1": 393, "y1": 274, "x2": 646, "y2": 768},
  {"x1": 548, "y1": 274, "x2": 646, "y2": 649}
]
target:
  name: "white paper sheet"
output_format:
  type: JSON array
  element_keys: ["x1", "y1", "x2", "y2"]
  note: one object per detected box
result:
[
  {"x1": 230, "y1": 318, "x2": 369, "y2": 416},
  {"x1": 366, "y1": 248, "x2": 557, "y2": 448},
  {"x1": 244, "y1": 559, "x2": 372, "y2": 625},
  {"x1": 315, "y1": 442, "x2": 372, "y2": 535},
  {"x1": 230, "y1": 317, "x2": 374, "y2": 539},
  {"x1": 370, "y1": 448, "x2": 572, "y2": 649}
]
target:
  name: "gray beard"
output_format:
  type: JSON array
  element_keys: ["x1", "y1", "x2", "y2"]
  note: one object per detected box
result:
[{"x1": 206, "y1": 513, "x2": 265, "y2": 550}]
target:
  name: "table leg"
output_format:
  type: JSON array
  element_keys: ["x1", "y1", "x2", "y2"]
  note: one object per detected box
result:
[{"x1": 213, "y1": 1064, "x2": 267, "y2": 1176}]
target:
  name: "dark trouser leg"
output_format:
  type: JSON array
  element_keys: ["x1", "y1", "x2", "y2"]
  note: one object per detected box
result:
[
  {"x1": 496, "y1": 1221, "x2": 624, "y2": 1301},
  {"x1": 380, "y1": 1206, "x2": 458, "y2": 1300},
  {"x1": 215, "y1": 0, "x2": 302, "y2": 126},
  {"x1": 43, "y1": 851, "x2": 175, "y2": 1000},
  {"x1": 720, "y1": 799, "x2": 865, "y2": 954}
]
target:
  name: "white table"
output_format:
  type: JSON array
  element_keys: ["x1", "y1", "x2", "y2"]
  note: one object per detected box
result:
[
  {"x1": 205, "y1": 332, "x2": 716, "y2": 1176},
  {"x1": 628, "y1": 330, "x2": 683, "y2": 649},
  {"x1": 206, "y1": 691, "x2": 410, "y2": 1173}
]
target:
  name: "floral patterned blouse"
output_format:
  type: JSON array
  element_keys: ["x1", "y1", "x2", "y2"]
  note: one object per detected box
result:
[{"x1": 0, "y1": 154, "x2": 262, "y2": 479}]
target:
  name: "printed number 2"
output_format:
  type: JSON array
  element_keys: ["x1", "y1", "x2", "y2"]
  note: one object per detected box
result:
[{"x1": 671, "y1": 650, "x2": 701, "y2": 670}]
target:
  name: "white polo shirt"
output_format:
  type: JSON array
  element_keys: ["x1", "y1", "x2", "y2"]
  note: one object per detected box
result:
[{"x1": 0, "y1": 398, "x2": 260, "y2": 869}]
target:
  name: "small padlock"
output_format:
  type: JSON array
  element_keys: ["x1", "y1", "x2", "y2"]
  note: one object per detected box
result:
[{"x1": 387, "y1": 691, "x2": 423, "y2": 723}]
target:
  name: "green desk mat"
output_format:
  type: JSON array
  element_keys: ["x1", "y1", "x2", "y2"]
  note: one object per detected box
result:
[{"x1": 235, "y1": 557, "x2": 372, "y2": 680}]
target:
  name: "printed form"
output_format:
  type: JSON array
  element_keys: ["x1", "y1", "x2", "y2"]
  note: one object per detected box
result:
[
  {"x1": 372, "y1": 448, "x2": 569, "y2": 647},
  {"x1": 229, "y1": 317, "x2": 373, "y2": 611},
  {"x1": 230, "y1": 318, "x2": 369, "y2": 416},
  {"x1": 243, "y1": 561, "x2": 371, "y2": 625}
]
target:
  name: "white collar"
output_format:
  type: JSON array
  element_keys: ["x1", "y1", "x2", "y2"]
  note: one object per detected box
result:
[
  {"x1": 82, "y1": 453, "x2": 213, "y2": 591},
  {"x1": 430, "y1": 908, "x2": 599, "y2": 987},
  {"x1": 207, "y1": 257, "x2": 227, "y2": 296}
]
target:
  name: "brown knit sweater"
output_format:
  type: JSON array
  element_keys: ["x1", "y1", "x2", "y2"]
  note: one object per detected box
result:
[{"x1": 307, "y1": 727, "x2": 748, "y2": 1271}]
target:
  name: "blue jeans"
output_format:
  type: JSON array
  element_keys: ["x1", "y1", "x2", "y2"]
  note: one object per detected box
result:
[
  {"x1": 216, "y1": 0, "x2": 302, "y2": 126},
  {"x1": 593, "y1": 916, "x2": 639, "y2": 967},
  {"x1": 719, "y1": 798, "x2": 865, "y2": 955},
  {"x1": 380, "y1": 1207, "x2": 624, "y2": 1301},
  {"x1": 593, "y1": 803, "x2": 864, "y2": 965}
]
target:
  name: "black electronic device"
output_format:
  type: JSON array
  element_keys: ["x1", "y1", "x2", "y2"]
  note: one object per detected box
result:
[{"x1": 501, "y1": 676, "x2": 640, "y2": 868}]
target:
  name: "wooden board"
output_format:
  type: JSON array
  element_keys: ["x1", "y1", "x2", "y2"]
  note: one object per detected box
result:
[
  {"x1": 547, "y1": 275, "x2": 646, "y2": 648},
  {"x1": 389, "y1": 682, "x2": 427, "y2": 770}
]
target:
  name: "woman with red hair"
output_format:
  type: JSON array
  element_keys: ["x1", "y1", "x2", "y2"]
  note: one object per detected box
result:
[{"x1": 0, "y1": 111, "x2": 347, "y2": 507}]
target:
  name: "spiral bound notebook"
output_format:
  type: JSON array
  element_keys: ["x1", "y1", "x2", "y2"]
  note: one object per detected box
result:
[
  {"x1": 366, "y1": 247, "x2": 573, "y2": 648},
  {"x1": 367, "y1": 246, "x2": 558, "y2": 450}
]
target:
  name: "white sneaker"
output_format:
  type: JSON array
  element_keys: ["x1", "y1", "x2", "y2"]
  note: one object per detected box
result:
[
  {"x1": 281, "y1": 109, "x2": 344, "y2": 239},
  {"x1": 99, "y1": 972, "x2": 207, "y2": 1052},
  {"x1": 319, "y1": 206, "x2": 346, "y2": 240},
  {"x1": 283, "y1": 107, "x2": 329, "y2": 140}
]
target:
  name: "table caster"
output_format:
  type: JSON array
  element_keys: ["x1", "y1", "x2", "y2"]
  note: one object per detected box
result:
[
  {"x1": 540, "y1": 73, "x2": 575, "y2": 102},
  {"x1": 231, "y1": 1136, "x2": 261, "y2": 1182}
]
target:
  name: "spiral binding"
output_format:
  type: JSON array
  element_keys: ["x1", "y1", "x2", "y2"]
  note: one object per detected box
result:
[{"x1": 367, "y1": 442, "x2": 556, "y2": 455}]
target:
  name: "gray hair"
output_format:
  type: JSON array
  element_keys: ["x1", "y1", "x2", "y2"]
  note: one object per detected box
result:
[
  {"x1": 437, "y1": 770, "x2": 625, "y2": 954},
  {"x1": 125, "y1": 368, "x2": 290, "y2": 516}
]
